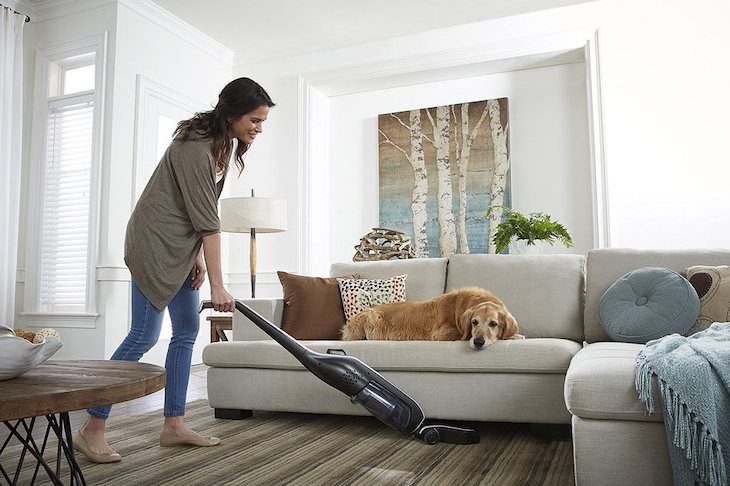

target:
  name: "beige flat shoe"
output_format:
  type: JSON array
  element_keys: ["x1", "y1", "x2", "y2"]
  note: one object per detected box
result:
[
  {"x1": 73, "y1": 432, "x2": 122, "y2": 463},
  {"x1": 159, "y1": 431, "x2": 221, "y2": 447}
]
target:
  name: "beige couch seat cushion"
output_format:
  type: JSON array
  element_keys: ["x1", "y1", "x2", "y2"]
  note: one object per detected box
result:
[
  {"x1": 203, "y1": 338, "x2": 581, "y2": 373},
  {"x1": 564, "y1": 342, "x2": 663, "y2": 422},
  {"x1": 446, "y1": 254, "x2": 585, "y2": 341}
]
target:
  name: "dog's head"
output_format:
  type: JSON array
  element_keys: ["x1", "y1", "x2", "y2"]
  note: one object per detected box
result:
[{"x1": 458, "y1": 301, "x2": 519, "y2": 350}]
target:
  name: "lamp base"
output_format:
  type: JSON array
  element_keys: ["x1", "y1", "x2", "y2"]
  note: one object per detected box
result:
[{"x1": 250, "y1": 227, "x2": 257, "y2": 298}]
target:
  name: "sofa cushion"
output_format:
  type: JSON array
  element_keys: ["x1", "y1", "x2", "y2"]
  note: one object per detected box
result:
[
  {"x1": 564, "y1": 342, "x2": 663, "y2": 422},
  {"x1": 584, "y1": 249, "x2": 730, "y2": 343},
  {"x1": 445, "y1": 254, "x2": 585, "y2": 341},
  {"x1": 330, "y1": 258, "x2": 447, "y2": 301},
  {"x1": 203, "y1": 338, "x2": 581, "y2": 373},
  {"x1": 686, "y1": 265, "x2": 730, "y2": 334},
  {"x1": 598, "y1": 267, "x2": 699, "y2": 343},
  {"x1": 277, "y1": 271, "x2": 356, "y2": 340}
]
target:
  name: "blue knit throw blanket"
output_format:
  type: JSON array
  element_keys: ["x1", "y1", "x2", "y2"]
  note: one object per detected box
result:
[{"x1": 635, "y1": 322, "x2": 730, "y2": 486}]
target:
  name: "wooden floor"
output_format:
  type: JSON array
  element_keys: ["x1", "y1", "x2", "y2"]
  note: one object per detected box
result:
[{"x1": 67, "y1": 363, "x2": 210, "y2": 431}]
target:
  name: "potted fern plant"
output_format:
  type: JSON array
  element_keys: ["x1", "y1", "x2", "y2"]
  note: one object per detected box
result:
[{"x1": 487, "y1": 207, "x2": 574, "y2": 254}]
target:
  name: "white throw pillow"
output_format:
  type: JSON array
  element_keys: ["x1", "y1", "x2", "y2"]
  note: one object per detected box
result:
[{"x1": 337, "y1": 275, "x2": 407, "y2": 321}]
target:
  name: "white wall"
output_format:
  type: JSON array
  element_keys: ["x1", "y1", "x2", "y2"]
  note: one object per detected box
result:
[
  {"x1": 598, "y1": 0, "x2": 730, "y2": 248},
  {"x1": 235, "y1": 3, "x2": 605, "y2": 278},
  {"x1": 236, "y1": 0, "x2": 730, "y2": 281},
  {"x1": 327, "y1": 63, "x2": 592, "y2": 266},
  {"x1": 16, "y1": 2, "x2": 118, "y2": 359}
]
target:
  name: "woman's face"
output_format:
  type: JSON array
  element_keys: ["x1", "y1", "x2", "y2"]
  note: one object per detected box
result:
[{"x1": 228, "y1": 105, "x2": 270, "y2": 144}]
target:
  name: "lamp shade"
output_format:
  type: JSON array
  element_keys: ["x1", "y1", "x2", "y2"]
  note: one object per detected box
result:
[{"x1": 220, "y1": 197, "x2": 287, "y2": 233}]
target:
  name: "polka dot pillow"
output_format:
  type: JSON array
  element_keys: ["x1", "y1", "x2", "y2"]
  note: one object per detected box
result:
[{"x1": 337, "y1": 274, "x2": 407, "y2": 321}]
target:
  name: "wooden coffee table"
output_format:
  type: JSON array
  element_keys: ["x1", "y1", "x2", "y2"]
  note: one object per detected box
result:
[{"x1": 0, "y1": 360, "x2": 165, "y2": 485}]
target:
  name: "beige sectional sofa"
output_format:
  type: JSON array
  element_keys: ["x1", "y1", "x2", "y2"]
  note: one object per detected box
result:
[
  {"x1": 203, "y1": 248, "x2": 730, "y2": 485},
  {"x1": 564, "y1": 249, "x2": 729, "y2": 485}
]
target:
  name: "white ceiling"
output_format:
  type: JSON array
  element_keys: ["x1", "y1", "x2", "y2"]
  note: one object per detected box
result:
[{"x1": 149, "y1": 0, "x2": 598, "y2": 65}]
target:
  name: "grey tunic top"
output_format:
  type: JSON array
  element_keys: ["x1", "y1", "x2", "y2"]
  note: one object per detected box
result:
[{"x1": 125, "y1": 137, "x2": 225, "y2": 310}]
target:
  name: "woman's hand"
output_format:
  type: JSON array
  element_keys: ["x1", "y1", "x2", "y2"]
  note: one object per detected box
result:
[
  {"x1": 190, "y1": 254, "x2": 207, "y2": 290},
  {"x1": 211, "y1": 284, "x2": 235, "y2": 313},
  {"x1": 201, "y1": 233, "x2": 234, "y2": 312}
]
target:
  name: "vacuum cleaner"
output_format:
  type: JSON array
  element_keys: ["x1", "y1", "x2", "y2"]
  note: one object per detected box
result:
[{"x1": 200, "y1": 300, "x2": 479, "y2": 445}]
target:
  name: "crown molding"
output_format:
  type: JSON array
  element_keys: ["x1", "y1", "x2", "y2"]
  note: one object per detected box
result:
[
  {"x1": 303, "y1": 28, "x2": 595, "y2": 96},
  {"x1": 31, "y1": 0, "x2": 115, "y2": 22},
  {"x1": 9, "y1": 0, "x2": 34, "y2": 15},
  {"x1": 118, "y1": 0, "x2": 233, "y2": 66},
  {"x1": 28, "y1": 0, "x2": 233, "y2": 66}
]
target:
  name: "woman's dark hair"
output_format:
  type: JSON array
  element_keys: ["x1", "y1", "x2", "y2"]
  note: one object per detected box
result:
[{"x1": 174, "y1": 77, "x2": 275, "y2": 175}]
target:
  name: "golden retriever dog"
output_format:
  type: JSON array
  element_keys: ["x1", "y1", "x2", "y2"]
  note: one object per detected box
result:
[{"x1": 341, "y1": 287, "x2": 524, "y2": 350}]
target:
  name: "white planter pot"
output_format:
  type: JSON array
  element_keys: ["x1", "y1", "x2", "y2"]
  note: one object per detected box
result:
[{"x1": 508, "y1": 239, "x2": 546, "y2": 255}]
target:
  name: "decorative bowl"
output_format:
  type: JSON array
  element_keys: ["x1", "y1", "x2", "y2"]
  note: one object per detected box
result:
[{"x1": 0, "y1": 328, "x2": 63, "y2": 380}]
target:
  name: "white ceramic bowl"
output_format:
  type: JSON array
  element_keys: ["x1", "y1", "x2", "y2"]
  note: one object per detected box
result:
[{"x1": 0, "y1": 333, "x2": 63, "y2": 380}]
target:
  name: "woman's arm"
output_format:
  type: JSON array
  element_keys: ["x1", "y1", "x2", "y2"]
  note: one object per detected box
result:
[{"x1": 202, "y1": 233, "x2": 235, "y2": 312}]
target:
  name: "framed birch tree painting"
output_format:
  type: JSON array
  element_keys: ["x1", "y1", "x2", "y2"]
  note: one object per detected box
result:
[{"x1": 378, "y1": 98, "x2": 511, "y2": 257}]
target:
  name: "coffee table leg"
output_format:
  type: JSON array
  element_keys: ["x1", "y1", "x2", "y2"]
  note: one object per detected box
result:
[
  {"x1": 43, "y1": 413, "x2": 86, "y2": 486},
  {"x1": 2, "y1": 418, "x2": 62, "y2": 485},
  {"x1": 59, "y1": 412, "x2": 86, "y2": 485},
  {"x1": 1, "y1": 413, "x2": 86, "y2": 486}
]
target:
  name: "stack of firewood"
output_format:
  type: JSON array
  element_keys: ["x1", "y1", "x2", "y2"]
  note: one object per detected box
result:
[{"x1": 353, "y1": 228, "x2": 416, "y2": 261}]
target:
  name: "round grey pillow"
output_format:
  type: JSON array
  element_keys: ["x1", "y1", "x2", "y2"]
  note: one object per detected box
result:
[{"x1": 599, "y1": 267, "x2": 700, "y2": 343}]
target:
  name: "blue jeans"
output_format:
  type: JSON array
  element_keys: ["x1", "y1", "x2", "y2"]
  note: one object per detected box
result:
[{"x1": 88, "y1": 276, "x2": 199, "y2": 419}]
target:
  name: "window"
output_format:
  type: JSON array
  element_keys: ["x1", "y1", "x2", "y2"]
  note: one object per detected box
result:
[
  {"x1": 25, "y1": 37, "x2": 105, "y2": 322},
  {"x1": 39, "y1": 54, "x2": 96, "y2": 313},
  {"x1": 63, "y1": 64, "x2": 95, "y2": 94},
  {"x1": 40, "y1": 94, "x2": 94, "y2": 312}
]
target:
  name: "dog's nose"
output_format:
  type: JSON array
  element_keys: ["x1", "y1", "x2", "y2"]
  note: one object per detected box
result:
[{"x1": 473, "y1": 337, "x2": 485, "y2": 348}]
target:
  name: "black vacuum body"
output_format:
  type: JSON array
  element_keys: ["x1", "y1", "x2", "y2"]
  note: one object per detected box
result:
[{"x1": 201, "y1": 300, "x2": 478, "y2": 444}]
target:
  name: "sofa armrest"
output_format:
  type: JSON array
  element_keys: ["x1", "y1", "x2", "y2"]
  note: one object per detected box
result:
[{"x1": 232, "y1": 298, "x2": 285, "y2": 341}]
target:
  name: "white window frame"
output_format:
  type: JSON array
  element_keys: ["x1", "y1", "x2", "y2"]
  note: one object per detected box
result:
[
  {"x1": 23, "y1": 33, "x2": 107, "y2": 328},
  {"x1": 49, "y1": 52, "x2": 96, "y2": 96}
]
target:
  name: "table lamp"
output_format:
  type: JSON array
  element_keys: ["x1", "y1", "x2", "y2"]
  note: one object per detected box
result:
[{"x1": 220, "y1": 190, "x2": 287, "y2": 298}]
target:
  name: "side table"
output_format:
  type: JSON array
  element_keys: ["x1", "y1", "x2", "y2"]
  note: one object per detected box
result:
[{"x1": 207, "y1": 315, "x2": 232, "y2": 342}]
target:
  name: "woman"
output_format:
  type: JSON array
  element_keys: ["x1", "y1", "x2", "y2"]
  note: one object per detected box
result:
[{"x1": 73, "y1": 77, "x2": 275, "y2": 463}]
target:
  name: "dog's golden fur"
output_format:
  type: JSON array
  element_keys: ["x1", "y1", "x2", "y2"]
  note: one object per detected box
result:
[{"x1": 341, "y1": 287, "x2": 524, "y2": 349}]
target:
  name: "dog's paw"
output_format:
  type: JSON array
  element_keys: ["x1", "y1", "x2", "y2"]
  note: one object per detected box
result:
[{"x1": 510, "y1": 333, "x2": 526, "y2": 340}]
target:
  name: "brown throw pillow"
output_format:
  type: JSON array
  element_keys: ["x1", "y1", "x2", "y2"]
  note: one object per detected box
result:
[
  {"x1": 277, "y1": 271, "x2": 357, "y2": 340},
  {"x1": 686, "y1": 265, "x2": 730, "y2": 335}
]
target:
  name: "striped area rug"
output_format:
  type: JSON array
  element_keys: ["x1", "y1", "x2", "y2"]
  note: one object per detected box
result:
[{"x1": 6, "y1": 400, "x2": 574, "y2": 485}]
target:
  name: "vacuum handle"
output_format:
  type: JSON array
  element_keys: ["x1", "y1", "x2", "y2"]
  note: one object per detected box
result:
[{"x1": 199, "y1": 300, "x2": 310, "y2": 358}]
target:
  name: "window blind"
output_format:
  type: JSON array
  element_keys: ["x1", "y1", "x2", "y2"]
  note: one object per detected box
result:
[{"x1": 39, "y1": 96, "x2": 94, "y2": 312}]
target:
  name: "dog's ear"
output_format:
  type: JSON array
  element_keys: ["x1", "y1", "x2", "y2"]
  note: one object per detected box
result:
[
  {"x1": 499, "y1": 311, "x2": 519, "y2": 339},
  {"x1": 458, "y1": 310, "x2": 472, "y2": 340}
]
